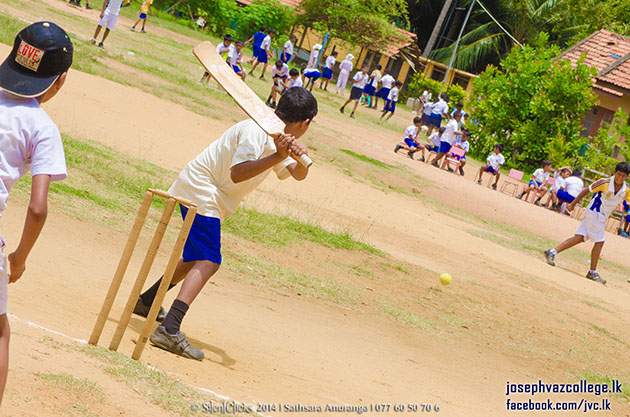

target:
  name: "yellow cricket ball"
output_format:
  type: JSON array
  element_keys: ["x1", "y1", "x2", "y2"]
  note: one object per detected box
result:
[{"x1": 440, "y1": 273, "x2": 452, "y2": 286}]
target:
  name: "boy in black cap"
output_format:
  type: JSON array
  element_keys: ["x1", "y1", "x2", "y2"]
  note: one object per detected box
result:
[{"x1": 0, "y1": 22, "x2": 73, "y2": 405}]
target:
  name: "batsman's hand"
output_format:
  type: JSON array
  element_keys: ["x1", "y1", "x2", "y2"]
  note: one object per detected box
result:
[
  {"x1": 7, "y1": 252, "x2": 26, "y2": 283},
  {"x1": 288, "y1": 141, "x2": 308, "y2": 162},
  {"x1": 566, "y1": 202, "x2": 576, "y2": 212},
  {"x1": 273, "y1": 133, "x2": 295, "y2": 159}
]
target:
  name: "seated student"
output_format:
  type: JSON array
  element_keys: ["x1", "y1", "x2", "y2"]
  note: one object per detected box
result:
[
  {"x1": 517, "y1": 160, "x2": 552, "y2": 205},
  {"x1": 447, "y1": 128, "x2": 470, "y2": 176},
  {"x1": 476, "y1": 144, "x2": 505, "y2": 190},
  {"x1": 545, "y1": 167, "x2": 571, "y2": 210},
  {"x1": 287, "y1": 68, "x2": 303, "y2": 88},
  {"x1": 618, "y1": 200, "x2": 630, "y2": 236},
  {"x1": 394, "y1": 117, "x2": 423, "y2": 160},
  {"x1": 560, "y1": 169, "x2": 585, "y2": 211},
  {"x1": 422, "y1": 127, "x2": 445, "y2": 163},
  {"x1": 265, "y1": 60, "x2": 289, "y2": 109}
]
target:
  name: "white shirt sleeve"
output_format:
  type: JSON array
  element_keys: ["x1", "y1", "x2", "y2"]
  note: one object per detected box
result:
[{"x1": 30, "y1": 124, "x2": 67, "y2": 181}]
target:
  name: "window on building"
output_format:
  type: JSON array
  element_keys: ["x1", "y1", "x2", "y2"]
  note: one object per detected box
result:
[
  {"x1": 430, "y1": 67, "x2": 445, "y2": 81},
  {"x1": 453, "y1": 73, "x2": 470, "y2": 89},
  {"x1": 581, "y1": 106, "x2": 615, "y2": 138}
]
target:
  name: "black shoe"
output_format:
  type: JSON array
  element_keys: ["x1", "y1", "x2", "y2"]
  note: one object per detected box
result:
[
  {"x1": 98, "y1": 42, "x2": 104, "y2": 48},
  {"x1": 133, "y1": 297, "x2": 167, "y2": 322},
  {"x1": 586, "y1": 270, "x2": 606, "y2": 284},
  {"x1": 459, "y1": 167, "x2": 464, "y2": 176},
  {"x1": 150, "y1": 326, "x2": 205, "y2": 360},
  {"x1": 86, "y1": 3, "x2": 92, "y2": 8},
  {"x1": 350, "y1": 113, "x2": 355, "y2": 119},
  {"x1": 431, "y1": 161, "x2": 439, "y2": 168},
  {"x1": 420, "y1": 156, "x2": 425, "y2": 162},
  {"x1": 491, "y1": 183, "x2": 497, "y2": 190},
  {"x1": 544, "y1": 250, "x2": 556, "y2": 266},
  {"x1": 394, "y1": 144, "x2": 402, "y2": 153},
  {"x1": 407, "y1": 151, "x2": 415, "y2": 159},
  {"x1": 516, "y1": 193, "x2": 523, "y2": 199},
  {"x1": 447, "y1": 167, "x2": 454, "y2": 173},
  {"x1": 535, "y1": 199, "x2": 542, "y2": 206},
  {"x1": 339, "y1": 107, "x2": 344, "y2": 114}
]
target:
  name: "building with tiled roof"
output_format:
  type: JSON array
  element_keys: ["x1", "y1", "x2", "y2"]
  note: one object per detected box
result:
[{"x1": 559, "y1": 30, "x2": 630, "y2": 137}]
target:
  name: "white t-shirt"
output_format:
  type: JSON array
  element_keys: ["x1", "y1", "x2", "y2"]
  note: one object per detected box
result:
[
  {"x1": 0, "y1": 91, "x2": 67, "y2": 216},
  {"x1": 339, "y1": 60, "x2": 353, "y2": 73},
  {"x1": 387, "y1": 87, "x2": 399, "y2": 102},
  {"x1": 431, "y1": 99, "x2": 449, "y2": 116},
  {"x1": 441, "y1": 119, "x2": 459, "y2": 145},
  {"x1": 422, "y1": 90, "x2": 432, "y2": 103},
  {"x1": 404, "y1": 125, "x2": 419, "y2": 140},
  {"x1": 169, "y1": 120, "x2": 294, "y2": 219},
  {"x1": 565, "y1": 176, "x2": 584, "y2": 197},
  {"x1": 271, "y1": 63, "x2": 289, "y2": 79},
  {"x1": 451, "y1": 109, "x2": 468, "y2": 118},
  {"x1": 428, "y1": 132, "x2": 441, "y2": 147},
  {"x1": 455, "y1": 138, "x2": 470, "y2": 153},
  {"x1": 325, "y1": 56, "x2": 336, "y2": 70},
  {"x1": 283, "y1": 40, "x2": 294, "y2": 55},
  {"x1": 368, "y1": 70, "x2": 381, "y2": 86},
  {"x1": 216, "y1": 42, "x2": 230, "y2": 57},
  {"x1": 227, "y1": 45, "x2": 241, "y2": 65},
  {"x1": 260, "y1": 35, "x2": 271, "y2": 52},
  {"x1": 553, "y1": 176, "x2": 566, "y2": 192},
  {"x1": 423, "y1": 102, "x2": 433, "y2": 115},
  {"x1": 487, "y1": 153, "x2": 505, "y2": 170},
  {"x1": 307, "y1": 49, "x2": 319, "y2": 69},
  {"x1": 532, "y1": 168, "x2": 549, "y2": 185},
  {"x1": 105, "y1": 0, "x2": 126, "y2": 14},
  {"x1": 288, "y1": 76, "x2": 303, "y2": 88},
  {"x1": 380, "y1": 74, "x2": 395, "y2": 89},
  {"x1": 352, "y1": 72, "x2": 369, "y2": 89}
]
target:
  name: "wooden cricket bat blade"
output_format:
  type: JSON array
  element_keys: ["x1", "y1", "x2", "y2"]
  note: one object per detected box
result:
[{"x1": 193, "y1": 41, "x2": 313, "y2": 168}]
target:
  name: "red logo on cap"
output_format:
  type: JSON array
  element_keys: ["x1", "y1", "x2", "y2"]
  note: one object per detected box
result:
[{"x1": 15, "y1": 40, "x2": 44, "y2": 72}]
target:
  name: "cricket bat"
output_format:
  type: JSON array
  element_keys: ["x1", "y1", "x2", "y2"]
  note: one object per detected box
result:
[{"x1": 193, "y1": 41, "x2": 313, "y2": 168}]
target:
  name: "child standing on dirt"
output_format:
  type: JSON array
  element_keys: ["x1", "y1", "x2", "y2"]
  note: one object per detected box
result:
[
  {"x1": 90, "y1": 0, "x2": 130, "y2": 48},
  {"x1": 544, "y1": 162, "x2": 630, "y2": 284},
  {"x1": 130, "y1": 0, "x2": 153, "y2": 33},
  {"x1": 0, "y1": 21, "x2": 73, "y2": 405},
  {"x1": 132, "y1": 88, "x2": 316, "y2": 360},
  {"x1": 380, "y1": 80, "x2": 402, "y2": 121},
  {"x1": 339, "y1": 64, "x2": 368, "y2": 119}
]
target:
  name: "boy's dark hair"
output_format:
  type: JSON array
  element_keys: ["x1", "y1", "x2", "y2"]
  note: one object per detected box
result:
[
  {"x1": 289, "y1": 68, "x2": 299, "y2": 76},
  {"x1": 413, "y1": 116, "x2": 422, "y2": 124},
  {"x1": 438, "y1": 127, "x2": 446, "y2": 134},
  {"x1": 494, "y1": 143, "x2": 504, "y2": 152},
  {"x1": 268, "y1": 28, "x2": 276, "y2": 35},
  {"x1": 542, "y1": 160, "x2": 552, "y2": 167},
  {"x1": 235, "y1": 39, "x2": 243, "y2": 45},
  {"x1": 290, "y1": 34, "x2": 297, "y2": 39},
  {"x1": 440, "y1": 92, "x2": 449, "y2": 102},
  {"x1": 395, "y1": 80, "x2": 403, "y2": 87},
  {"x1": 260, "y1": 25, "x2": 266, "y2": 32},
  {"x1": 332, "y1": 51, "x2": 338, "y2": 56},
  {"x1": 275, "y1": 87, "x2": 318, "y2": 123},
  {"x1": 275, "y1": 60, "x2": 283, "y2": 68},
  {"x1": 615, "y1": 162, "x2": 630, "y2": 175},
  {"x1": 456, "y1": 102, "x2": 464, "y2": 107},
  {"x1": 376, "y1": 64, "x2": 382, "y2": 70},
  {"x1": 462, "y1": 127, "x2": 470, "y2": 137},
  {"x1": 300, "y1": 67, "x2": 305, "y2": 74},
  {"x1": 361, "y1": 64, "x2": 368, "y2": 69},
  {"x1": 223, "y1": 34, "x2": 232, "y2": 42},
  {"x1": 561, "y1": 167, "x2": 571, "y2": 175},
  {"x1": 572, "y1": 169, "x2": 582, "y2": 177},
  {"x1": 383, "y1": 69, "x2": 389, "y2": 74},
  {"x1": 452, "y1": 110, "x2": 462, "y2": 118}
]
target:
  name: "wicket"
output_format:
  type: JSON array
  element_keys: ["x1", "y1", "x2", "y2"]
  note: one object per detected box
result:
[{"x1": 89, "y1": 188, "x2": 197, "y2": 361}]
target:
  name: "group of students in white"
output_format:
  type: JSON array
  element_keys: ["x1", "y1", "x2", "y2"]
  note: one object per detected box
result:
[{"x1": 516, "y1": 161, "x2": 585, "y2": 214}]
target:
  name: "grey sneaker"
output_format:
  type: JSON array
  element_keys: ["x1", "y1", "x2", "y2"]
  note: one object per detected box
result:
[
  {"x1": 586, "y1": 271, "x2": 606, "y2": 284},
  {"x1": 394, "y1": 144, "x2": 402, "y2": 153},
  {"x1": 477, "y1": 179, "x2": 482, "y2": 185},
  {"x1": 544, "y1": 250, "x2": 555, "y2": 266},
  {"x1": 133, "y1": 297, "x2": 167, "y2": 322},
  {"x1": 150, "y1": 326, "x2": 205, "y2": 360}
]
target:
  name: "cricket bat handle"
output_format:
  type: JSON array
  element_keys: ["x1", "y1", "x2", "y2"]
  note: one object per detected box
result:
[{"x1": 300, "y1": 154, "x2": 313, "y2": 168}]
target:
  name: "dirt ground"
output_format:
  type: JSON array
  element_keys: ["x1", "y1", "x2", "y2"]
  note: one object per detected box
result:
[{"x1": 1, "y1": 2, "x2": 630, "y2": 416}]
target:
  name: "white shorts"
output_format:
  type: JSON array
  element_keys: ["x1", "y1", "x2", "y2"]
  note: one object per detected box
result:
[
  {"x1": 99, "y1": 11, "x2": 119, "y2": 30},
  {"x1": 0, "y1": 235, "x2": 7, "y2": 315},
  {"x1": 576, "y1": 209, "x2": 607, "y2": 243}
]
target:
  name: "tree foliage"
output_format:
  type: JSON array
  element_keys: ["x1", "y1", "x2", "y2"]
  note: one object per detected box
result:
[
  {"x1": 232, "y1": 0, "x2": 295, "y2": 43},
  {"x1": 468, "y1": 35, "x2": 597, "y2": 171},
  {"x1": 401, "y1": 73, "x2": 466, "y2": 106},
  {"x1": 578, "y1": 109, "x2": 630, "y2": 175},
  {"x1": 297, "y1": 0, "x2": 410, "y2": 50}
]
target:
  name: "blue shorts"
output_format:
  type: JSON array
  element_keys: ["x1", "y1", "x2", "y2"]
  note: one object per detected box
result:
[
  {"x1": 485, "y1": 166, "x2": 497, "y2": 174},
  {"x1": 322, "y1": 67, "x2": 333, "y2": 79},
  {"x1": 375, "y1": 87, "x2": 390, "y2": 99},
  {"x1": 528, "y1": 180, "x2": 543, "y2": 187},
  {"x1": 304, "y1": 70, "x2": 321, "y2": 79},
  {"x1": 232, "y1": 64, "x2": 241, "y2": 74},
  {"x1": 281, "y1": 53, "x2": 291, "y2": 63},
  {"x1": 252, "y1": 45, "x2": 261, "y2": 58},
  {"x1": 363, "y1": 84, "x2": 376, "y2": 96},
  {"x1": 139, "y1": 12, "x2": 147, "y2": 19},
  {"x1": 256, "y1": 49, "x2": 268, "y2": 63},
  {"x1": 439, "y1": 141, "x2": 451, "y2": 154},
  {"x1": 420, "y1": 114, "x2": 431, "y2": 125},
  {"x1": 404, "y1": 138, "x2": 419, "y2": 148},
  {"x1": 557, "y1": 190, "x2": 575, "y2": 203},
  {"x1": 350, "y1": 86, "x2": 363, "y2": 100},
  {"x1": 451, "y1": 153, "x2": 466, "y2": 161},
  {"x1": 427, "y1": 145, "x2": 439, "y2": 152},
  {"x1": 429, "y1": 114, "x2": 442, "y2": 128},
  {"x1": 180, "y1": 205, "x2": 222, "y2": 265},
  {"x1": 384, "y1": 100, "x2": 396, "y2": 113}
]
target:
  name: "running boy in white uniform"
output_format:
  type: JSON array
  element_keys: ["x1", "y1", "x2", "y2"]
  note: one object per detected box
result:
[
  {"x1": 281, "y1": 34, "x2": 297, "y2": 64},
  {"x1": 227, "y1": 40, "x2": 245, "y2": 81},
  {"x1": 339, "y1": 65, "x2": 368, "y2": 119},
  {"x1": 90, "y1": 0, "x2": 131, "y2": 48},
  {"x1": 380, "y1": 80, "x2": 402, "y2": 120},
  {"x1": 265, "y1": 60, "x2": 289, "y2": 109},
  {"x1": 320, "y1": 51, "x2": 338, "y2": 92},
  {"x1": 374, "y1": 70, "x2": 394, "y2": 111}
]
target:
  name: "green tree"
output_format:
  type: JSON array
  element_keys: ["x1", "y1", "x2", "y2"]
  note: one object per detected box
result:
[
  {"x1": 578, "y1": 109, "x2": 630, "y2": 175},
  {"x1": 468, "y1": 35, "x2": 597, "y2": 171},
  {"x1": 234, "y1": 0, "x2": 296, "y2": 44}
]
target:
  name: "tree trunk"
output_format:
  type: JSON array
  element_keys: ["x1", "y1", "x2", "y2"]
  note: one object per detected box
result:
[{"x1": 423, "y1": 0, "x2": 454, "y2": 57}]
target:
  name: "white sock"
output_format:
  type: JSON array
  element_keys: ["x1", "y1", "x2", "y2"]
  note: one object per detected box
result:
[
  {"x1": 549, "y1": 249, "x2": 557, "y2": 255},
  {"x1": 589, "y1": 269, "x2": 597, "y2": 274}
]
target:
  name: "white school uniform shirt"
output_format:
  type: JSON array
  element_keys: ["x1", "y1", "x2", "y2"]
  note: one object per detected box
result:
[
  {"x1": 288, "y1": 76, "x2": 303, "y2": 88},
  {"x1": 283, "y1": 40, "x2": 294, "y2": 55},
  {"x1": 380, "y1": 74, "x2": 395, "y2": 89},
  {"x1": 456, "y1": 138, "x2": 470, "y2": 153},
  {"x1": 260, "y1": 35, "x2": 271, "y2": 52},
  {"x1": 339, "y1": 59, "x2": 353, "y2": 73},
  {"x1": 532, "y1": 168, "x2": 549, "y2": 185},
  {"x1": 565, "y1": 176, "x2": 584, "y2": 197},
  {"x1": 428, "y1": 132, "x2": 441, "y2": 147},
  {"x1": 352, "y1": 71, "x2": 369, "y2": 89},
  {"x1": 450, "y1": 109, "x2": 468, "y2": 118},
  {"x1": 227, "y1": 45, "x2": 241, "y2": 65},
  {"x1": 404, "y1": 125, "x2": 419, "y2": 140},
  {"x1": 487, "y1": 153, "x2": 505, "y2": 170},
  {"x1": 431, "y1": 98, "x2": 449, "y2": 116},
  {"x1": 105, "y1": 0, "x2": 126, "y2": 14},
  {"x1": 216, "y1": 42, "x2": 230, "y2": 57},
  {"x1": 0, "y1": 91, "x2": 67, "y2": 216},
  {"x1": 325, "y1": 56, "x2": 336, "y2": 70},
  {"x1": 553, "y1": 176, "x2": 566, "y2": 192},
  {"x1": 586, "y1": 177, "x2": 630, "y2": 218},
  {"x1": 307, "y1": 49, "x2": 319, "y2": 70},
  {"x1": 368, "y1": 70, "x2": 381, "y2": 86},
  {"x1": 271, "y1": 63, "x2": 289, "y2": 79},
  {"x1": 423, "y1": 102, "x2": 433, "y2": 115},
  {"x1": 440, "y1": 119, "x2": 459, "y2": 145},
  {"x1": 422, "y1": 90, "x2": 432, "y2": 103},
  {"x1": 387, "y1": 87, "x2": 399, "y2": 102},
  {"x1": 169, "y1": 120, "x2": 295, "y2": 220}
]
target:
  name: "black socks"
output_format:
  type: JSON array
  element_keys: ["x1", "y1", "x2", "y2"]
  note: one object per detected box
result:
[
  {"x1": 162, "y1": 299, "x2": 189, "y2": 335},
  {"x1": 140, "y1": 276, "x2": 176, "y2": 307}
]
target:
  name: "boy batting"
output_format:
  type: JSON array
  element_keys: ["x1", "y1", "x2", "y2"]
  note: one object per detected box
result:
[{"x1": 132, "y1": 87, "x2": 317, "y2": 359}]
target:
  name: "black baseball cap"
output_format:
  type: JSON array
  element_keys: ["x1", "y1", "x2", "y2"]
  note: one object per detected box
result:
[{"x1": 0, "y1": 21, "x2": 73, "y2": 98}]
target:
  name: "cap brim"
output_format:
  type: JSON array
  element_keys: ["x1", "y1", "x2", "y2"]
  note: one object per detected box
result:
[{"x1": 0, "y1": 58, "x2": 59, "y2": 98}]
